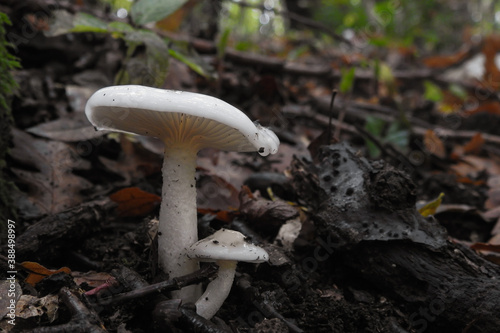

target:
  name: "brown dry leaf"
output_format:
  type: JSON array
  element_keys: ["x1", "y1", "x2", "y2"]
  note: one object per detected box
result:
[
  {"x1": 464, "y1": 101, "x2": 500, "y2": 116},
  {"x1": 10, "y1": 129, "x2": 93, "y2": 218},
  {"x1": 471, "y1": 242, "x2": 500, "y2": 252},
  {"x1": 470, "y1": 241, "x2": 500, "y2": 265},
  {"x1": 197, "y1": 173, "x2": 240, "y2": 211},
  {"x1": 423, "y1": 129, "x2": 446, "y2": 159},
  {"x1": 451, "y1": 155, "x2": 500, "y2": 178},
  {"x1": 110, "y1": 187, "x2": 161, "y2": 217},
  {"x1": 463, "y1": 133, "x2": 485, "y2": 155},
  {"x1": 16, "y1": 294, "x2": 59, "y2": 323},
  {"x1": 197, "y1": 208, "x2": 239, "y2": 223},
  {"x1": 197, "y1": 149, "x2": 254, "y2": 189},
  {"x1": 155, "y1": 0, "x2": 198, "y2": 32},
  {"x1": 239, "y1": 185, "x2": 299, "y2": 234},
  {"x1": 72, "y1": 271, "x2": 116, "y2": 288},
  {"x1": 482, "y1": 34, "x2": 500, "y2": 90},
  {"x1": 20, "y1": 262, "x2": 71, "y2": 287},
  {"x1": 422, "y1": 47, "x2": 470, "y2": 68}
]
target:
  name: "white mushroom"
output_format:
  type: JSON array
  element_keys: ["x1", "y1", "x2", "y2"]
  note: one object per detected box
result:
[
  {"x1": 85, "y1": 85, "x2": 279, "y2": 301},
  {"x1": 186, "y1": 228, "x2": 269, "y2": 319}
]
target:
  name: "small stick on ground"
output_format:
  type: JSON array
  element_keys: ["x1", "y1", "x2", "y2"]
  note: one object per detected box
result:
[
  {"x1": 98, "y1": 264, "x2": 218, "y2": 305},
  {"x1": 31, "y1": 287, "x2": 107, "y2": 333}
]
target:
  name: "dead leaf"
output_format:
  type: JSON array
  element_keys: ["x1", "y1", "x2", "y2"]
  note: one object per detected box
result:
[
  {"x1": 110, "y1": 187, "x2": 161, "y2": 217},
  {"x1": 0, "y1": 280, "x2": 21, "y2": 320},
  {"x1": 463, "y1": 133, "x2": 485, "y2": 155},
  {"x1": 20, "y1": 262, "x2": 71, "y2": 287},
  {"x1": 482, "y1": 34, "x2": 500, "y2": 90},
  {"x1": 72, "y1": 271, "x2": 116, "y2": 288},
  {"x1": 10, "y1": 129, "x2": 93, "y2": 218},
  {"x1": 155, "y1": 0, "x2": 198, "y2": 32},
  {"x1": 16, "y1": 294, "x2": 59, "y2": 323},
  {"x1": 239, "y1": 186, "x2": 299, "y2": 234},
  {"x1": 422, "y1": 47, "x2": 470, "y2": 68},
  {"x1": 197, "y1": 208, "x2": 239, "y2": 223},
  {"x1": 197, "y1": 173, "x2": 240, "y2": 211},
  {"x1": 423, "y1": 129, "x2": 446, "y2": 159},
  {"x1": 470, "y1": 242, "x2": 500, "y2": 252},
  {"x1": 464, "y1": 101, "x2": 500, "y2": 116},
  {"x1": 418, "y1": 192, "x2": 445, "y2": 217},
  {"x1": 451, "y1": 155, "x2": 500, "y2": 179},
  {"x1": 26, "y1": 112, "x2": 107, "y2": 142}
]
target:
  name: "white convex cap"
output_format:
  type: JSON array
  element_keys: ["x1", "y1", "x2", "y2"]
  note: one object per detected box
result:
[
  {"x1": 85, "y1": 85, "x2": 279, "y2": 156},
  {"x1": 186, "y1": 229, "x2": 269, "y2": 263}
]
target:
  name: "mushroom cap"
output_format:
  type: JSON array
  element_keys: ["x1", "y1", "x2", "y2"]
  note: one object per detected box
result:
[
  {"x1": 85, "y1": 85, "x2": 279, "y2": 156},
  {"x1": 186, "y1": 229, "x2": 269, "y2": 263}
]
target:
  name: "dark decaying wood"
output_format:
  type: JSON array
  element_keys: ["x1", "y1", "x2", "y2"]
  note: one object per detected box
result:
[
  {"x1": 291, "y1": 142, "x2": 500, "y2": 333},
  {"x1": 5, "y1": 198, "x2": 115, "y2": 262}
]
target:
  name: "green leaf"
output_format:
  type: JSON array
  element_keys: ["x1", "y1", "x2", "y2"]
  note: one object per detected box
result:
[
  {"x1": 168, "y1": 49, "x2": 208, "y2": 78},
  {"x1": 385, "y1": 122, "x2": 409, "y2": 151},
  {"x1": 217, "y1": 27, "x2": 231, "y2": 60},
  {"x1": 363, "y1": 116, "x2": 385, "y2": 158},
  {"x1": 339, "y1": 67, "x2": 356, "y2": 94},
  {"x1": 378, "y1": 62, "x2": 394, "y2": 87},
  {"x1": 72, "y1": 13, "x2": 108, "y2": 33},
  {"x1": 131, "y1": 0, "x2": 188, "y2": 25},
  {"x1": 448, "y1": 83, "x2": 467, "y2": 100},
  {"x1": 107, "y1": 21, "x2": 136, "y2": 33},
  {"x1": 424, "y1": 80, "x2": 443, "y2": 102},
  {"x1": 46, "y1": 11, "x2": 107, "y2": 36}
]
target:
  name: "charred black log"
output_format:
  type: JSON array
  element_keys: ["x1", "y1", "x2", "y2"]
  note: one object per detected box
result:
[{"x1": 291, "y1": 142, "x2": 500, "y2": 333}]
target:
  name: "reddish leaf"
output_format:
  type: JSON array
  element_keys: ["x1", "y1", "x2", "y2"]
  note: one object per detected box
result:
[
  {"x1": 464, "y1": 101, "x2": 500, "y2": 116},
  {"x1": 197, "y1": 208, "x2": 239, "y2": 223},
  {"x1": 463, "y1": 133, "x2": 485, "y2": 155},
  {"x1": 21, "y1": 262, "x2": 71, "y2": 286},
  {"x1": 110, "y1": 187, "x2": 161, "y2": 217},
  {"x1": 471, "y1": 242, "x2": 500, "y2": 252},
  {"x1": 422, "y1": 47, "x2": 470, "y2": 68}
]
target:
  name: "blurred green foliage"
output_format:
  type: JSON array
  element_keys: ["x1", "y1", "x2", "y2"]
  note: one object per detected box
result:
[{"x1": 313, "y1": 0, "x2": 500, "y2": 50}]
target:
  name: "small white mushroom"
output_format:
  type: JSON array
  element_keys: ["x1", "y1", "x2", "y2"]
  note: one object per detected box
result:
[
  {"x1": 186, "y1": 229, "x2": 269, "y2": 319},
  {"x1": 85, "y1": 85, "x2": 279, "y2": 301}
]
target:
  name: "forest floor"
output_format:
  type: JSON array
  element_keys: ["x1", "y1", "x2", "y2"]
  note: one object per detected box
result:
[{"x1": 1, "y1": 1, "x2": 500, "y2": 333}]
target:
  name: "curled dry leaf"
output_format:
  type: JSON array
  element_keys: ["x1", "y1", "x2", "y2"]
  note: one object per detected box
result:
[
  {"x1": 20, "y1": 262, "x2": 71, "y2": 287},
  {"x1": 110, "y1": 187, "x2": 161, "y2": 217}
]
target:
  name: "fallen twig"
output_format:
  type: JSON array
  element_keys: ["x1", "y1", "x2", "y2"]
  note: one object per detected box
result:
[
  {"x1": 30, "y1": 287, "x2": 107, "y2": 333},
  {"x1": 96, "y1": 264, "x2": 218, "y2": 306}
]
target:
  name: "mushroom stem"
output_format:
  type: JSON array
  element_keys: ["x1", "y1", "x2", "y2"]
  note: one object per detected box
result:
[
  {"x1": 195, "y1": 261, "x2": 237, "y2": 319},
  {"x1": 159, "y1": 145, "x2": 200, "y2": 301}
]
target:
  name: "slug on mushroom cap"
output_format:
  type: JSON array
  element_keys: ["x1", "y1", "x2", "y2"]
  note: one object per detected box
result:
[
  {"x1": 186, "y1": 229, "x2": 269, "y2": 319},
  {"x1": 85, "y1": 85, "x2": 279, "y2": 301}
]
